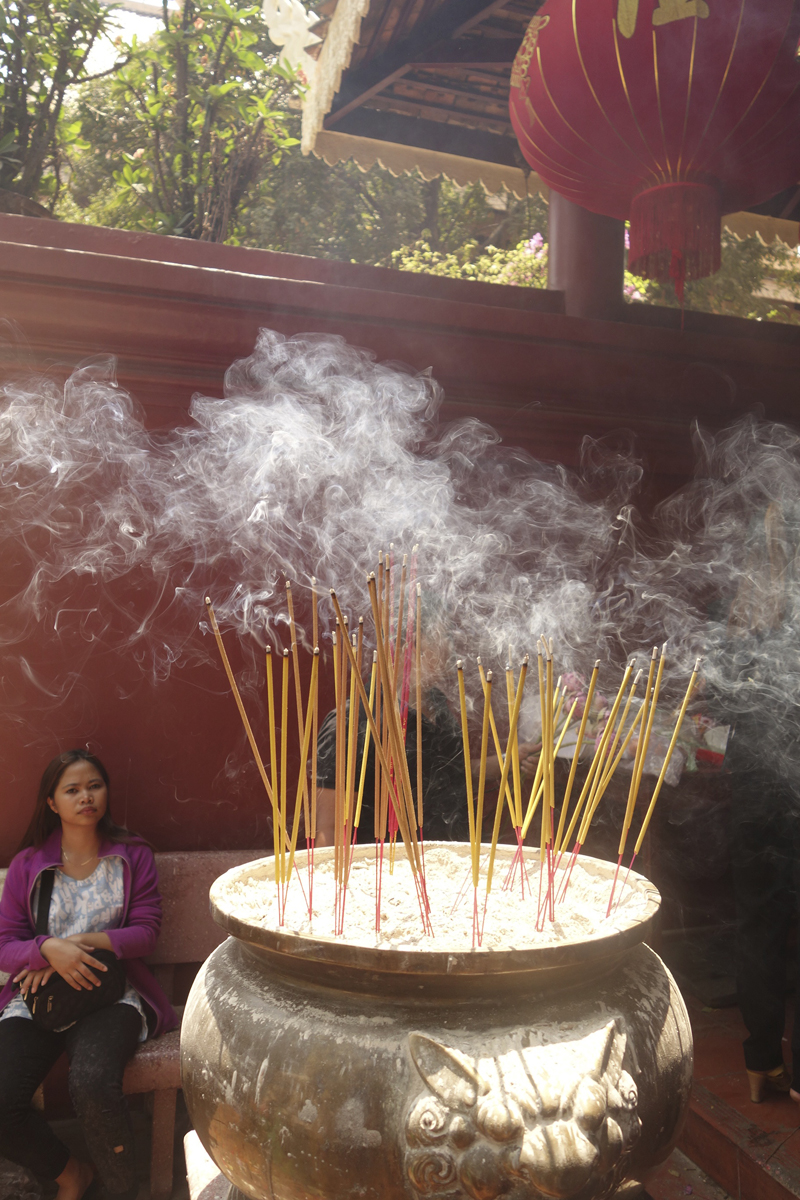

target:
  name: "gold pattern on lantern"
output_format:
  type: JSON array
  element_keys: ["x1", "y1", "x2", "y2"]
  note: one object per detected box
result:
[
  {"x1": 617, "y1": 0, "x2": 639, "y2": 38},
  {"x1": 653, "y1": 0, "x2": 710, "y2": 25},
  {"x1": 617, "y1": 0, "x2": 709, "y2": 38},
  {"x1": 510, "y1": 14, "x2": 550, "y2": 89}
]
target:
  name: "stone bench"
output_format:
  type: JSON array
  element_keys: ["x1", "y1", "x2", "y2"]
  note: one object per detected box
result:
[{"x1": 1, "y1": 848, "x2": 265, "y2": 1200}]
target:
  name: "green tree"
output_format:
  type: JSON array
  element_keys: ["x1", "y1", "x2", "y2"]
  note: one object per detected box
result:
[
  {"x1": 391, "y1": 230, "x2": 548, "y2": 287},
  {"x1": 241, "y1": 141, "x2": 548, "y2": 265},
  {"x1": 0, "y1": 0, "x2": 124, "y2": 209},
  {"x1": 63, "y1": 0, "x2": 298, "y2": 241}
]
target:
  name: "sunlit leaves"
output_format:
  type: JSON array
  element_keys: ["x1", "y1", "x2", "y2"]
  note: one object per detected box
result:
[
  {"x1": 0, "y1": 0, "x2": 122, "y2": 199},
  {"x1": 84, "y1": 0, "x2": 298, "y2": 239}
]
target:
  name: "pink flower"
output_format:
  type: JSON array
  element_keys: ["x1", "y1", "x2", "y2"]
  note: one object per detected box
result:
[{"x1": 526, "y1": 232, "x2": 545, "y2": 258}]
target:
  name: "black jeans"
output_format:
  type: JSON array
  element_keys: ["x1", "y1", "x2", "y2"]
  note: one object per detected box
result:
[
  {"x1": 0, "y1": 1003, "x2": 141, "y2": 1194},
  {"x1": 730, "y1": 766, "x2": 800, "y2": 1081}
]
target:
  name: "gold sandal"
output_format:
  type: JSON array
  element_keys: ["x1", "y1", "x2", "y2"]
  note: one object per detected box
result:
[{"x1": 747, "y1": 1065, "x2": 792, "y2": 1103}]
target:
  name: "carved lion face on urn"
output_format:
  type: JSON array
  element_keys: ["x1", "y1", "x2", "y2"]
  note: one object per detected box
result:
[{"x1": 404, "y1": 1019, "x2": 640, "y2": 1200}]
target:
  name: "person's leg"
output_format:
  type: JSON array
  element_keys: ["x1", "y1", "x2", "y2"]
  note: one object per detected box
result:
[
  {"x1": 731, "y1": 778, "x2": 793, "y2": 1076},
  {"x1": 790, "y1": 809, "x2": 800, "y2": 1094},
  {"x1": 0, "y1": 1017, "x2": 71, "y2": 1178},
  {"x1": 64, "y1": 1003, "x2": 142, "y2": 1198}
]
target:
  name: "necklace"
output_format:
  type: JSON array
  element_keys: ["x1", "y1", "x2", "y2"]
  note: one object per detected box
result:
[{"x1": 61, "y1": 846, "x2": 99, "y2": 868}]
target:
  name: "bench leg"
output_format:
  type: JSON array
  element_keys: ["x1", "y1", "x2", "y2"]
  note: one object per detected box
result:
[{"x1": 150, "y1": 1087, "x2": 177, "y2": 1200}]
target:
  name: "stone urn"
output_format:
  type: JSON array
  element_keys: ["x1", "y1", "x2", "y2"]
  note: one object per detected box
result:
[{"x1": 181, "y1": 844, "x2": 692, "y2": 1200}]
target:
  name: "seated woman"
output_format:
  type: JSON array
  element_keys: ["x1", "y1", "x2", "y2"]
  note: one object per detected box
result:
[{"x1": 0, "y1": 749, "x2": 178, "y2": 1200}]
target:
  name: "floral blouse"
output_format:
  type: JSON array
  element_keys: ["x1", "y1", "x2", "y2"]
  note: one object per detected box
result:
[{"x1": 0, "y1": 856, "x2": 147, "y2": 1039}]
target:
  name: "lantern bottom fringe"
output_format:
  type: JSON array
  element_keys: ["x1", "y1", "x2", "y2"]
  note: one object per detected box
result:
[{"x1": 629, "y1": 182, "x2": 721, "y2": 300}]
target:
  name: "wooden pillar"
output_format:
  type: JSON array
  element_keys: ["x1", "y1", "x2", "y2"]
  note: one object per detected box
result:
[{"x1": 548, "y1": 191, "x2": 626, "y2": 321}]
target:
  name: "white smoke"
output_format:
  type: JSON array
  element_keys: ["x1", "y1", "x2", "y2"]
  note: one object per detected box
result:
[
  {"x1": 4, "y1": 328, "x2": 798, "y2": 779},
  {"x1": 0, "y1": 332, "x2": 643, "y2": 702}
]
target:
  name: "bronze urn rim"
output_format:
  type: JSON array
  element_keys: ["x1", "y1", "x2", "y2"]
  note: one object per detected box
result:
[{"x1": 209, "y1": 842, "x2": 660, "y2": 995}]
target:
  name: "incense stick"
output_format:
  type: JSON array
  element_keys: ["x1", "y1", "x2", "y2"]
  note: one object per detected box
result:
[
  {"x1": 484, "y1": 657, "x2": 529, "y2": 904},
  {"x1": 415, "y1": 583, "x2": 423, "y2": 832},
  {"x1": 205, "y1": 596, "x2": 277, "y2": 820},
  {"x1": 633, "y1": 659, "x2": 701, "y2": 857},
  {"x1": 331, "y1": 587, "x2": 428, "y2": 930},
  {"x1": 285, "y1": 648, "x2": 319, "y2": 895},
  {"x1": 554, "y1": 661, "x2": 600, "y2": 854}
]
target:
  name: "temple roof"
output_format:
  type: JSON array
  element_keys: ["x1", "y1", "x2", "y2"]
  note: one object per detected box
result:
[
  {"x1": 301, "y1": 0, "x2": 800, "y2": 241},
  {"x1": 302, "y1": 0, "x2": 546, "y2": 200}
]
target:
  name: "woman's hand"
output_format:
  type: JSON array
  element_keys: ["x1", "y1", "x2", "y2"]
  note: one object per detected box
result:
[
  {"x1": 13, "y1": 965, "x2": 55, "y2": 997},
  {"x1": 40, "y1": 937, "x2": 108, "y2": 991},
  {"x1": 518, "y1": 741, "x2": 542, "y2": 779},
  {"x1": 64, "y1": 931, "x2": 113, "y2": 952}
]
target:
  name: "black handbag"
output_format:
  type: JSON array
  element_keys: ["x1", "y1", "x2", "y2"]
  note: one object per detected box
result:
[{"x1": 23, "y1": 868, "x2": 127, "y2": 1031}]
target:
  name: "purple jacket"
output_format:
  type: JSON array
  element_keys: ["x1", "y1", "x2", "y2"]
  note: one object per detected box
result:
[{"x1": 0, "y1": 829, "x2": 179, "y2": 1038}]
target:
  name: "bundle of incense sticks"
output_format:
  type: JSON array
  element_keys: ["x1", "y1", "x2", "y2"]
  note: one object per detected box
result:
[
  {"x1": 205, "y1": 595, "x2": 318, "y2": 925},
  {"x1": 455, "y1": 642, "x2": 702, "y2": 936},
  {"x1": 205, "y1": 547, "x2": 431, "y2": 938},
  {"x1": 206, "y1": 580, "x2": 700, "y2": 940}
]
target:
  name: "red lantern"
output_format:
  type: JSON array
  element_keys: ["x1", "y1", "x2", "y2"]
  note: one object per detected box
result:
[{"x1": 509, "y1": 1, "x2": 800, "y2": 297}]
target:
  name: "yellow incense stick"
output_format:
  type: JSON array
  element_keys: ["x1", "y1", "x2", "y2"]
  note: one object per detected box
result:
[
  {"x1": 332, "y1": 628, "x2": 340, "y2": 706},
  {"x1": 333, "y1": 586, "x2": 422, "y2": 878},
  {"x1": 416, "y1": 583, "x2": 423, "y2": 831},
  {"x1": 354, "y1": 652, "x2": 378, "y2": 829},
  {"x1": 625, "y1": 644, "x2": 667, "y2": 843},
  {"x1": 506, "y1": 662, "x2": 523, "y2": 829},
  {"x1": 395, "y1": 554, "x2": 408, "y2": 692},
  {"x1": 457, "y1": 660, "x2": 477, "y2": 868},
  {"x1": 205, "y1": 598, "x2": 276, "y2": 821},
  {"x1": 522, "y1": 699, "x2": 578, "y2": 837},
  {"x1": 310, "y1": 578, "x2": 319, "y2": 841},
  {"x1": 286, "y1": 649, "x2": 319, "y2": 883},
  {"x1": 286, "y1": 581, "x2": 310, "y2": 839},
  {"x1": 537, "y1": 645, "x2": 548, "y2": 859},
  {"x1": 485, "y1": 657, "x2": 528, "y2": 895},
  {"x1": 545, "y1": 644, "x2": 555, "y2": 844},
  {"x1": 618, "y1": 648, "x2": 657, "y2": 855},
  {"x1": 341, "y1": 633, "x2": 358, "y2": 832},
  {"x1": 582, "y1": 701, "x2": 645, "y2": 831},
  {"x1": 265, "y1": 645, "x2": 278, "y2": 817},
  {"x1": 576, "y1": 662, "x2": 635, "y2": 845},
  {"x1": 473, "y1": 671, "x2": 493, "y2": 885},
  {"x1": 578, "y1": 669, "x2": 642, "y2": 842},
  {"x1": 567, "y1": 661, "x2": 634, "y2": 851},
  {"x1": 477, "y1": 658, "x2": 516, "y2": 826},
  {"x1": 634, "y1": 659, "x2": 701, "y2": 855},
  {"x1": 279, "y1": 648, "x2": 290, "y2": 885},
  {"x1": 555, "y1": 661, "x2": 600, "y2": 853},
  {"x1": 334, "y1": 632, "x2": 346, "y2": 888}
]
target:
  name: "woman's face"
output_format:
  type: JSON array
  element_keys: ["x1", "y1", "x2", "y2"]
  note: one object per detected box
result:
[{"x1": 47, "y1": 760, "x2": 108, "y2": 830}]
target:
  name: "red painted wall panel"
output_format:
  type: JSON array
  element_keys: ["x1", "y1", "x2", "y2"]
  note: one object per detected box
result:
[{"x1": 0, "y1": 215, "x2": 798, "y2": 863}]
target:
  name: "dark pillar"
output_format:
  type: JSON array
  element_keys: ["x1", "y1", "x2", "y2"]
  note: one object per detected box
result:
[{"x1": 548, "y1": 191, "x2": 626, "y2": 321}]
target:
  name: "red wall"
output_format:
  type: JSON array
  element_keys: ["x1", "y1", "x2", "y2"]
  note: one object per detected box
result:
[{"x1": 1, "y1": 214, "x2": 799, "y2": 863}]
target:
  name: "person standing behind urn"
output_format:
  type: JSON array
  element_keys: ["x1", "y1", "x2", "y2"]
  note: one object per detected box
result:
[{"x1": 0, "y1": 750, "x2": 178, "y2": 1200}]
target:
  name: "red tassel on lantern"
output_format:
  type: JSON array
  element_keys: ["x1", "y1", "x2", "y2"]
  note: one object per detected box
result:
[{"x1": 629, "y1": 183, "x2": 721, "y2": 299}]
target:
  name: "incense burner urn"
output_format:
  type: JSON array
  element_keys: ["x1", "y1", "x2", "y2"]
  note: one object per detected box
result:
[{"x1": 181, "y1": 845, "x2": 692, "y2": 1200}]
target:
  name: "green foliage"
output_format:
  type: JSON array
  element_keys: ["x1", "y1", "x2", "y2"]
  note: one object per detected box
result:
[
  {"x1": 0, "y1": 0, "x2": 122, "y2": 204},
  {"x1": 391, "y1": 231, "x2": 548, "y2": 287},
  {"x1": 391, "y1": 223, "x2": 800, "y2": 327},
  {"x1": 60, "y1": 0, "x2": 298, "y2": 241},
  {"x1": 242, "y1": 151, "x2": 548, "y2": 264}
]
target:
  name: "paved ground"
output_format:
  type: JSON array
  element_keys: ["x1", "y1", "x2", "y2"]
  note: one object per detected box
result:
[{"x1": 646, "y1": 1148, "x2": 734, "y2": 1200}]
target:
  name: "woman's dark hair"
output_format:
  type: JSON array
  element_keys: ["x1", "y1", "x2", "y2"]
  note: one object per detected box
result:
[{"x1": 17, "y1": 749, "x2": 151, "y2": 852}]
